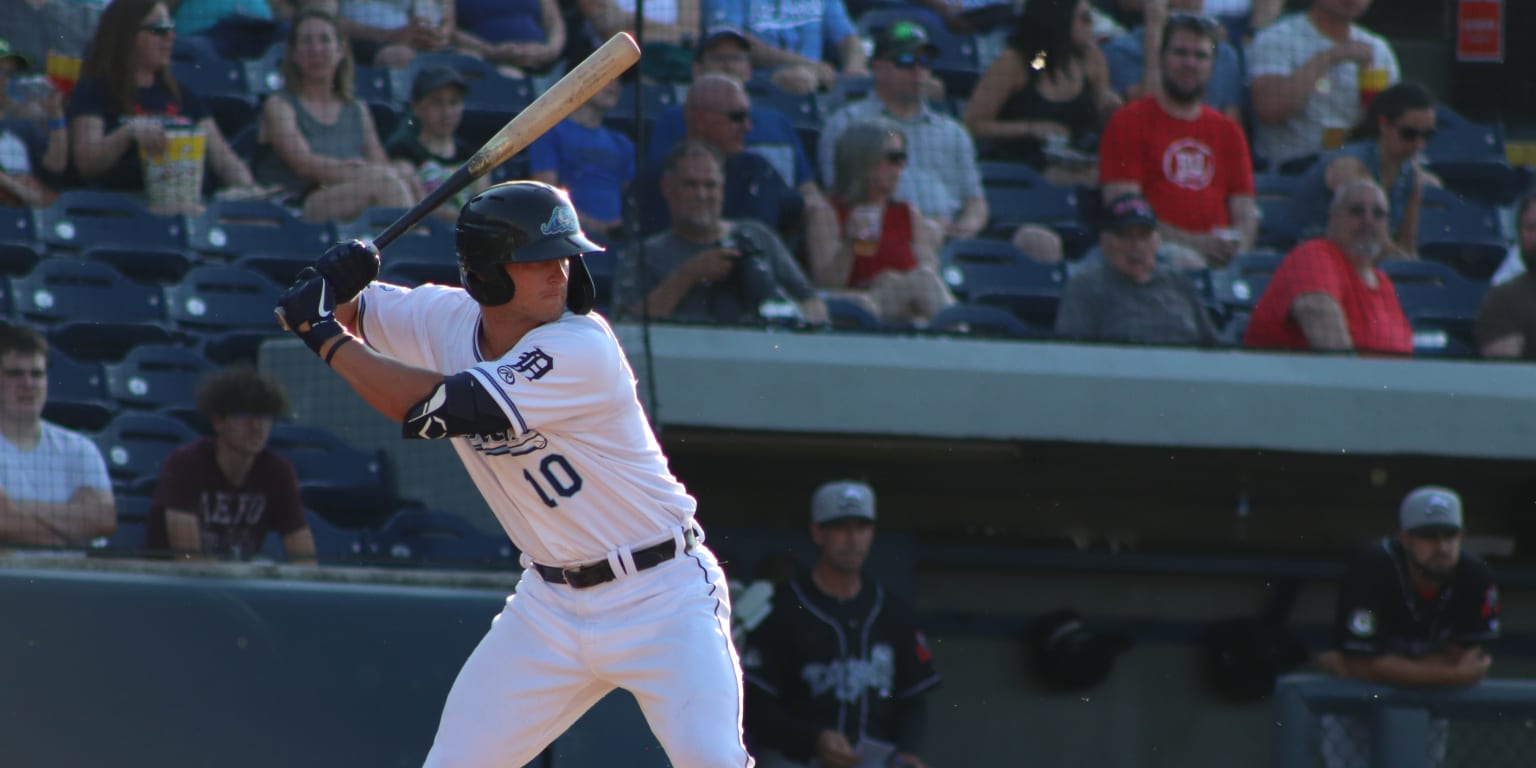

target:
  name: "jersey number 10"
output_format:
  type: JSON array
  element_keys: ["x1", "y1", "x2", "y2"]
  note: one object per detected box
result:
[{"x1": 523, "y1": 454, "x2": 584, "y2": 508}]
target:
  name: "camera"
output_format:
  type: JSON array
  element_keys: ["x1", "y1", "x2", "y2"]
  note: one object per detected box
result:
[
  {"x1": 717, "y1": 227, "x2": 796, "y2": 323},
  {"x1": 7, "y1": 76, "x2": 53, "y2": 105}
]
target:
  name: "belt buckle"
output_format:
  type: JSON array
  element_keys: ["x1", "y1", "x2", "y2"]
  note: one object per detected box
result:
[{"x1": 562, "y1": 565, "x2": 587, "y2": 584}]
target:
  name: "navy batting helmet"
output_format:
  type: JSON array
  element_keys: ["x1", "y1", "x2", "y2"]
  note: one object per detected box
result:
[{"x1": 455, "y1": 181, "x2": 602, "y2": 311}]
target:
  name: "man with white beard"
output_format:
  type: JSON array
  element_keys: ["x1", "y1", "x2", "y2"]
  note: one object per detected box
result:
[{"x1": 1243, "y1": 178, "x2": 1412, "y2": 355}]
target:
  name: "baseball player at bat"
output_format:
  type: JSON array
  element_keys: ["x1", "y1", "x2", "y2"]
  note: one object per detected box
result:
[{"x1": 273, "y1": 181, "x2": 754, "y2": 768}]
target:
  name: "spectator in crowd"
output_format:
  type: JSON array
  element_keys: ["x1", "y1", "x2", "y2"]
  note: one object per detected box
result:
[
  {"x1": 1315, "y1": 486, "x2": 1497, "y2": 768},
  {"x1": 9, "y1": 0, "x2": 102, "y2": 67},
  {"x1": 579, "y1": 0, "x2": 701, "y2": 48},
  {"x1": 256, "y1": 9, "x2": 417, "y2": 222},
  {"x1": 1116, "y1": 0, "x2": 1282, "y2": 43},
  {"x1": 821, "y1": 22, "x2": 988, "y2": 240},
  {"x1": 0, "y1": 323, "x2": 116, "y2": 549},
  {"x1": 638, "y1": 75, "x2": 806, "y2": 242},
  {"x1": 647, "y1": 28, "x2": 819, "y2": 219},
  {"x1": 1056, "y1": 193, "x2": 1218, "y2": 345},
  {"x1": 1103, "y1": 0, "x2": 1243, "y2": 122},
  {"x1": 68, "y1": 0, "x2": 263, "y2": 214},
  {"x1": 1475, "y1": 193, "x2": 1536, "y2": 360},
  {"x1": 913, "y1": 0, "x2": 1020, "y2": 41},
  {"x1": 964, "y1": 0, "x2": 1119, "y2": 184},
  {"x1": 742, "y1": 480, "x2": 941, "y2": 768},
  {"x1": 386, "y1": 66, "x2": 490, "y2": 225},
  {"x1": 707, "y1": 0, "x2": 869, "y2": 95},
  {"x1": 338, "y1": 0, "x2": 457, "y2": 69},
  {"x1": 1247, "y1": 0, "x2": 1399, "y2": 169},
  {"x1": 147, "y1": 366, "x2": 315, "y2": 562},
  {"x1": 1243, "y1": 178, "x2": 1411, "y2": 355},
  {"x1": 452, "y1": 0, "x2": 566, "y2": 74},
  {"x1": 0, "y1": 42, "x2": 67, "y2": 208},
  {"x1": 1295, "y1": 81, "x2": 1439, "y2": 258},
  {"x1": 1099, "y1": 11, "x2": 1256, "y2": 267},
  {"x1": 528, "y1": 78, "x2": 634, "y2": 242},
  {"x1": 821, "y1": 121, "x2": 954, "y2": 326},
  {"x1": 1489, "y1": 192, "x2": 1536, "y2": 286},
  {"x1": 618, "y1": 140, "x2": 828, "y2": 326}
]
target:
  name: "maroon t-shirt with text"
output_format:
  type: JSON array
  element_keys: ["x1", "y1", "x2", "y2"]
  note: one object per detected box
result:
[{"x1": 147, "y1": 438, "x2": 305, "y2": 557}]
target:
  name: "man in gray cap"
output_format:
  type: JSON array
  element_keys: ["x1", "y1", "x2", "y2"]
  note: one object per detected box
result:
[
  {"x1": 741, "y1": 480, "x2": 940, "y2": 768},
  {"x1": 1316, "y1": 485, "x2": 1500, "y2": 768}
]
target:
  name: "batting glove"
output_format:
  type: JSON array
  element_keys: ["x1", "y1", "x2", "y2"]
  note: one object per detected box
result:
[
  {"x1": 315, "y1": 239, "x2": 380, "y2": 304},
  {"x1": 274, "y1": 267, "x2": 347, "y2": 358}
]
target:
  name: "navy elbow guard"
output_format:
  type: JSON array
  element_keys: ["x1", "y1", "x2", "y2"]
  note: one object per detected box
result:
[{"x1": 403, "y1": 373, "x2": 513, "y2": 440}]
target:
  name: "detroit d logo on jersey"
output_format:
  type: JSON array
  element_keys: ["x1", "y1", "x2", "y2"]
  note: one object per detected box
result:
[{"x1": 511, "y1": 348, "x2": 554, "y2": 381}]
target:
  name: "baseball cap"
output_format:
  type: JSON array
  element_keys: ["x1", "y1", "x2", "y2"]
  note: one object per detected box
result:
[
  {"x1": 1399, "y1": 486, "x2": 1463, "y2": 534},
  {"x1": 410, "y1": 65, "x2": 467, "y2": 102},
  {"x1": 1101, "y1": 193, "x2": 1158, "y2": 233},
  {"x1": 695, "y1": 26, "x2": 751, "y2": 61},
  {"x1": 811, "y1": 480, "x2": 876, "y2": 525},
  {"x1": 872, "y1": 21, "x2": 940, "y2": 62},
  {"x1": 0, "y1": 39, "x2": 29, "y2": 71}
]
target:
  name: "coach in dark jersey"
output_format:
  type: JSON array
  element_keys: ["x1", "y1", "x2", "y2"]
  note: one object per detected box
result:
[
  {"x1": 742, "y1": 480, "x2": 940, "y2": 768},
  {"x1": 1317, "y1": 485, "x2": 1499, "y2": 768}
]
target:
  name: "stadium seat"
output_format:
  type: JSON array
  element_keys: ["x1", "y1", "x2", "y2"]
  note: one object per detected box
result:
[
  {"x1": 371, "y1": 508, "x2": 515, "y2": 568},
  {"x1": 10, "y1": 259, "x2": 175, "y2": 360},
  {"x1": 90, "y1": 494, "x2": 152, "y2": 554},
  {"x1": 267, "y1": 422, "x2": 395, "y2": 530},
  {"x1": 982, "y1": 180, "x2": 1090, "y2": 255},
  {"x1": 366, "y1": 100, "x2": 403, "y2": 143},
  {"x1": 234, "y1": 252, "x2": 313, "y2": 286},
  {"x1": 929, "y1": 303, "x2": 1050, "y2": 339},
  {"x1": 606, "y1": 81, "x2": 679, "y2": 136},
  {"x1": 37, "y1": 190, "x2": 187, "y2": 252},
  {"x1": 204, "y1": 93, "x2": 260, "y2": 143},
  {"x1": 40, "y1": 348, "x2": 114, "y2": 433},
  {"x1": 462, "y1": 72, "x2": 534, "y2": 115},
  {"x1": 186, "y1": 199, "x2": 335, "y2": 260},
  {"x1": 821, "y1": 294, "x2": 891, "y2": 332},
  {"x1": 164, "y1": 264, "x2": 287, "y2": 364},
  {"x1": 80, "y1": 245, "x2": 197, "y2": 284},
  {"x1": 855, "y1": 7, "x2": 983, "y2": 97},
  {"x1": 1417, "y1": 184, "x2": 1503, "y2": 242},
  {"x1": 352, "y1": 64, "x2": 397, "y2": 103},
  {"x1": 1426, "y1": 105, "x2": 1506, "y2": 164},
  {"x1": 170, "y1": 57, "x2": 249, "y2": 100},
  {"x1": 582, "y1": 249, "x2": 617, "y2": 313},
  {"x1": 1253, "y1": 174, "x2": 1305, "y2": 252},
  {"x1": 745, "y1": 82, "x2": 821, "y2": 128},
  {"x1": 93, "y1": 411, "x2": 199, "y2": 483},
  {"x1": 1379, "y1": 258, "x2": 1485, "y2": 355},
  {"x1": 379, "y1": 259, "x2": 460, "y2": 288},
  {"x1": 0, "y1": 206, "x2": 42, "y2": 277},
  {"x1": 343, "y1": 207, "x2": 456, "y2": 263},
  {"x1": 103, "y1": 343, "x2": 215, "y2": 411},
  {"x1": 939, "y1": 238, "x2": 1066, "y2": 328}
]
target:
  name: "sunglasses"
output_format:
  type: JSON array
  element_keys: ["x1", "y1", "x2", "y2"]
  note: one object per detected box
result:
[
  {"x1": 718, "y1": 110, "x2": 749, "y2": 124},
  {"x1": 1396, "y1": 126, "x2": 1437, "y2": 142},
  {"x1": 141, "y1": 21, "x2": 176, "y2": 36},
  {"x1": 888, "y1": 53, "x2": 932, "y2": 69},
  {"x1": 1346, "y1": 203, "x2": 1388, "y2": 220},
  {"x1": 884, "y1": 150, "x2": 908, "y2": 164}
]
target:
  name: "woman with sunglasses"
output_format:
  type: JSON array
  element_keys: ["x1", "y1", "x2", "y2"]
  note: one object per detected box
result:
[
  {"x1": 963, "y1": 0, "x2": 1119, "y2": 185},
  {"x1": 254, "y1": 9, "x2": 416, "y2": 223},
  {"x1": 1294, "y1": 81, "x2": 1440, "y2": 258},
  {"x1": 819, "y1": 120, "x2": 955, "y2": 326},
  {"x1": 67, "y1": 0, "x2": 262, "y2": 213}
]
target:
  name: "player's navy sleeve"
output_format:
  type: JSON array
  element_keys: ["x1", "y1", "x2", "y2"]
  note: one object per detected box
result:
[
  {"x1": 1334, "y1": 543, "x2": 1390, "y2": 656},
  {"x1": 1451, "y1": 555, "x2": 1500, "y2": 646},
  {"x1": 402, "y1": 372, "x2": 514, "y2": 440}
]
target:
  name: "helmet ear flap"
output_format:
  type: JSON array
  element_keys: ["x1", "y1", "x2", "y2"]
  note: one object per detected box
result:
[
  {"x1": 461, "y1": 262, "x2": 517, "y2": 306},
  {"x1": 566, "y1": 257, "x2": 595, "y2": 315}
]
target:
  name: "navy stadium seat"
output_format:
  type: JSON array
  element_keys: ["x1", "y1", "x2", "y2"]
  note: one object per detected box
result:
[
  {"x1": 0, "y1": 206, "x2": 43, "y2": 277},
  {"x1": 234, "y1": 252, "x2": 312, "y2": 286},
  {"x1": 929, "y1": 303, "x2": 1049, "y2": 339},
  {"x1": 1379, "y1": 258, "x2": 1485, "y2": 357},
  {"x1": 379, "y1": 259, "x2": 460, "y2": 288},
  {"x1": 267, "y1": 422, "x2": 395, "y2": 530},
  {"x1": 170, "y1": 57, "x2": 249, "y2": 100},
  {"x1": 93, "y1": 411, "x2": 199, "y2": 483},
  {"x1": 745, "y1": 82, "x2": 821, "y2": 128},
  {"x1": 1253, "y1": 174, "x2": 1305, "y2": 252},
  {"x1": 1213, "y1": 251, "x2": 1285, "y2": 313},
  {"x1": 103, "y1": 343, "x2": 215, "y2": 411},
  {"x1": 10, "y1": 259, "x2": 174, "y2": 360},
  {"x1": 164, "y1": 264, "x2": 287, "y2": 364},
  {"x1": 939, "y1": 238, "x2": 1066, "y2": 328},
  {"x1": 821, "y1": 294, "x2": 891, "y2": 332},
  {"x1": 343, "y1": 207, "x2": 456, "y2": 263},
  {"x1": 80, "y1": 245, "x2": 197, "y2": 284},
  {"x1": 352, "y1": 64, "x2": 397, "y2": 103},
  {"x1": 979, "y1": 171, "x2": 1091, "y2": 256},
  {"x1": 1415, "y1": 186, "x2": 1505, "y2": 280},
  {"x1": 90, "y1": 494, "x2": 152, "y2": 554},
  {"x1": 301, "y1": 508, "x2": 366, "y2": 563},
  {"x1": 604, "y1": 81, "x2": 679, "y2": 137},
  {"x1": 40, "y1": 348, "x2": 114, "y2": 433},
  {"x1": 187, "y1": 199, "x2": 335, "y2": 259},
  {"x1": 37, "y1": 191, "x2": 187, "y2": 252},
  {"x1": 371, "y1": 508, "x2": 515, "y2": 568}
]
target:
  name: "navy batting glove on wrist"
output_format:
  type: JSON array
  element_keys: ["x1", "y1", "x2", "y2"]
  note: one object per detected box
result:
[
  {"x1": 274, "y1": 267, "x2": 346, "y2": 356},
  {"x1": 315, "y1": 239, "x2": 380, "y2": 304}
]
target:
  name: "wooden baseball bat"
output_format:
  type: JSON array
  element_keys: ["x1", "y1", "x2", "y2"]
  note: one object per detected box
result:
[{"x1": 371, "y1": 32, "x2": 641, "y2": 253}]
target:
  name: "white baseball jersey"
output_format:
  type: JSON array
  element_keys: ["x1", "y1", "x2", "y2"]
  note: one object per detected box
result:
[{"x1": 355, "y1": 281, "x2": 696, "y2": 566}]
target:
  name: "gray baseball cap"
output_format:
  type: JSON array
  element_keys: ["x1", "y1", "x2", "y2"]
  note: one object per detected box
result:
[
  {"x1": 1400, "y1": 486, "x2": 1463, "y2": 534},
  {"x1": 811, "y1": 481, "x2": 876, "y2": 525}
]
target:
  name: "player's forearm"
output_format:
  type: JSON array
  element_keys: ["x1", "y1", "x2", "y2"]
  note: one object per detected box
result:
[
  {"x1": 323, "y1": 334, "x2": 454, "y2": 423},
  {"x1": 1341, "y1": 653, "x2": 1482, "y2": 688}
]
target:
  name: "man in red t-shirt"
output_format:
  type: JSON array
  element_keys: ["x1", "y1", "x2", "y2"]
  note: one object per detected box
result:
[
  {"x1": 148, "y1": 367, "x2": 315, "y2": 562},
  {"x1": 1243, "y1": 178, "x2": 1412, "y2": 355},
  {"x1": 1099, "y1": 13, "x2": 1257, "y2": 268}
]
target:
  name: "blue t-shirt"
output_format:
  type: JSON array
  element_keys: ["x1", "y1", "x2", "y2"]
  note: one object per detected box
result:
[
  {"x1": 456, "y1": 0, "x2": 546, "y2": 43},
  {"x1": 1103, "y1": 27, "x2": 1244, "y2": 112},
  {"x1": 707, "y1": 0, "x2": 856, "y2": 64},
  {"x1": 65, "y1": 76, "x2": 210, "y2": 191},
  {"x1": 528, "y1": 119, "x2": 636, "y2": 223},
  {"x1": 635, "y1": 151, "x2": 800, "y2": 238},
  {"x1": 1296, "y1": 140, "x2": 1415, "y2": 237},
  {"x1": 646, "y1": 105, "x2": 814, "y2": 188}
]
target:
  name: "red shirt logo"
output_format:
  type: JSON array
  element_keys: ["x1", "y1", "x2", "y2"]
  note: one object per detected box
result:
[{"x1": 1162, "y1": 138, "x2": 1216, "y2": 191}]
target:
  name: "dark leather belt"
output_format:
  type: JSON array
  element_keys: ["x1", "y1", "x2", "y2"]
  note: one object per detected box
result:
[{"x1": 534, "y1": 528, "x2": 698, "y2": 589}]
